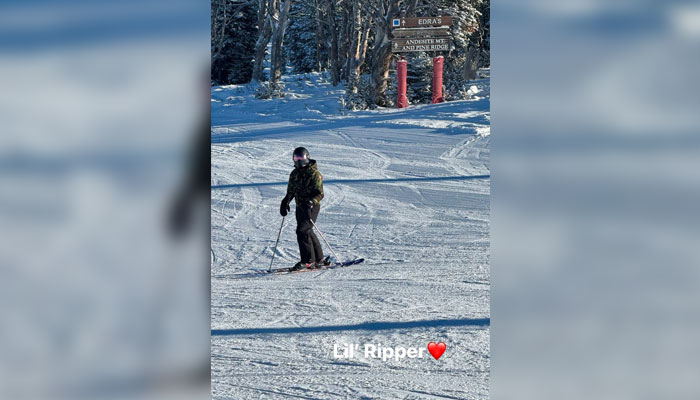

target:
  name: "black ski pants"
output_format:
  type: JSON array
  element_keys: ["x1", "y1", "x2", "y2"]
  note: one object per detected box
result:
[{"x1": 295, "y1": 203, "x2": 324, "y2": 263}]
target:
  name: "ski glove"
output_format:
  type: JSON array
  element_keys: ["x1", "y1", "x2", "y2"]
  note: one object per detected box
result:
[
  {"x1": 280, "y1": 198, "x2": 290, "y2": 217},
  {"x1": 307, "y1": 200, "x2": 315, "y2": 210}
]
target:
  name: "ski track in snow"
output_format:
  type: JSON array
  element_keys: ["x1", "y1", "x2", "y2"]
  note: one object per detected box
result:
[{"x1": 211, "y1": 73, "x2": 490, "y2": 399}]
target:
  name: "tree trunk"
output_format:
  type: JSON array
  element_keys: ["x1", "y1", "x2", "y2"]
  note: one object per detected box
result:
[
  {"x1": 346, "y1": 2, "x2": 361, "y2": 91},
  {"x1": 315, "y1": 1, "x2": 323, "y2": 72},
  {"x1": 338, "y1": 7, "x2": 351, "y2": 81},
  {"x1": 464, "y1": 45, "x2": 479, "y2": 81},
  {"x1": 357, "y1": 25, "x2": 370, "y2": 74},
  {"x1": 252, "y1": 13, "x2": 273, "y2": 82},
  {"x1": 252, "y1": 0, "x2": 281, "y2": 83},
  {"x1": 327, "y1": 0, "x2": 340, "y2": 85},
  {"x1": 370, "y1": 35, "x2": 393, "y2": 106},
  {"x1": 369, "y1": 0, "x2": 399, "y2": 106},
  {"x1": 270, "y1": 0, "x2": 293, "y2": 84},
  {"x1": 348, "y1": 17, "x2": 370, "y2": 92},
  {"x1": 257, "y1": 0, "x2": 267, "y2": 29}
]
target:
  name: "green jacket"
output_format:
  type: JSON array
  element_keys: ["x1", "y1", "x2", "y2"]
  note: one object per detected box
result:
[{"x1": 285, "y1": 159, "x2": 324, "y2": 206}]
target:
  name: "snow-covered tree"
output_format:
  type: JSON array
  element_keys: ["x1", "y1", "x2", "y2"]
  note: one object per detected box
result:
[
  {"x1": 405, "y1": 52, "x2": 433, "y2": 104},
  {"x1": 286, "y1": 0, "x2": 329, "y2": 73},
  {"x1": 211, "y1": 0, "x2": 490, "y2": 106}
]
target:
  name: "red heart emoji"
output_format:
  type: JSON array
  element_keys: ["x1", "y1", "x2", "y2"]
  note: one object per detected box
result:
[{"x1": 427, "y1": 342, "x2": 446, "y2": 360}]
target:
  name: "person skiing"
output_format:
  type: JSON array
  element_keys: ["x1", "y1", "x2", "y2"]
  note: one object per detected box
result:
[{"x1": 280, "y1": 147, "x2": 331, "y2": 270}]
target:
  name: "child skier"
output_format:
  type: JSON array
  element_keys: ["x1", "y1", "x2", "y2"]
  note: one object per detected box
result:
[{"x1": 279, "y1": 147, "x2": 331, "y2": 270}]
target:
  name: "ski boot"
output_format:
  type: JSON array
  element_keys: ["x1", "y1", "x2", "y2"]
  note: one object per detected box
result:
[
  {"x1": 314, "y1": 256, "x2": 331, "y2": 268},
  {"x1": 291, "y1": 261, "x2": 314, "y2": 271}
]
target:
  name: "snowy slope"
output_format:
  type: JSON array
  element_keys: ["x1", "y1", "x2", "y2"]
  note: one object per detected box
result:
[{"x1": 211, "y1": 73, "x2": 490, "y2": 399}]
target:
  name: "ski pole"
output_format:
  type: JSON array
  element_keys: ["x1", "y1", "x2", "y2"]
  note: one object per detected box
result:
[
  {"x1": 269, "y1": 216, "x2": 285, "y2": 272},
  {"x1": 310, "y1": 219, "x2": 342, "y2": 264}
]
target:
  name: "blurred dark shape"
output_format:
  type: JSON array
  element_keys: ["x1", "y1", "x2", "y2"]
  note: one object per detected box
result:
[
  {"x1": 492, "y1": 1, "x2": 700, "y2": 399},
  {"x1": 164, "y1": 72, "x2": 212, "y2": 387},
  {"x1": 0, "y1": 1, "x2": 210, "y2": 399},
  {"x1": 168, "y1": 112, "x2": 211, "y2": 238}
]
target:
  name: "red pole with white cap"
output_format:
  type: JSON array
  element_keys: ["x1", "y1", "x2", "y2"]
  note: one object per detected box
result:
[
  {"x1": 432, "y1": 56, "x2": 444, "y2": 104},
  {"x1": 397, "y1": 56, "x2": 408, "y2": 108}
]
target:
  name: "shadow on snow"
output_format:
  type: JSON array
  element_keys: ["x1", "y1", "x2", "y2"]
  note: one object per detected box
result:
[
  {"x1": 211, "y1": 174, "x2": 490, "y2": 190},
  {"x1": 211, "y1": 317, "x2": 490, "y2": 336}
]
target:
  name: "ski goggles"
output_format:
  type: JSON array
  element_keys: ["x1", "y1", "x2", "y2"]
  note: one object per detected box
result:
[{"x1": 293, "y1": 154, "x2": 308, "y2": 161}]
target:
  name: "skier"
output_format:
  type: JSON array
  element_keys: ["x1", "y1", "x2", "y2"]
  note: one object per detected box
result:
[{"x1": 280, "y1": 147, "x2": 331, "y2": 271}]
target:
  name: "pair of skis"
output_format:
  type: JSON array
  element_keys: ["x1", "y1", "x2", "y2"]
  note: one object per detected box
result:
[{"x1": 256, "y1": 258, "x2": 365, "y2": 275}]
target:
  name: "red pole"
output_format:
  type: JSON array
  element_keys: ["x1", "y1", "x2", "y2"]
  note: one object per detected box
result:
[
  {"x1": 397, "y1": 57, "x2": 408, "y2": 108},
  {"x1": 432, "y1": 56, "x2": 444, "y2": 104}
]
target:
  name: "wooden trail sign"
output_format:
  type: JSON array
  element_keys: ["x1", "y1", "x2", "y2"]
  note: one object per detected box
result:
[
  {"x1": 391, "y1": 27, "x2": 450, "y2": 38},
  {"x1": 392, "y1": 37, "x2": 452, "y2": 53},
  {"x1": 391, "y1": 16, "x2": 453, "y2": 29},
  {"x1": 392, "y1": 37, "x2": 452, "y2": 47}
]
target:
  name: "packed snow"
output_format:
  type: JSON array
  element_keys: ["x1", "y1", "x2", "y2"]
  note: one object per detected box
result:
[{"x1": 211, "y1": 72, "x2": 490, "y2": 399}]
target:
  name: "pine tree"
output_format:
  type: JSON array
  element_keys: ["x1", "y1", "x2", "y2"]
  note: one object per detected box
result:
[
  {"x1": 405, "y1": 53, "x2": 433, "y2": 104},
  {"x1": 286, "y1": 0, "x2": 328, "y2": 74},
  {"x1": 211, "y1": 0, "x2": 259, "y2": 85}
]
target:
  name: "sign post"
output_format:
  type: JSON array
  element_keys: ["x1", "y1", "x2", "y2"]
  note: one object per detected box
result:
[
  {"x1": 391, "y1": 16, "x2": 453, "y2": 108},
  {"x1": 397, "y1": 57, "x2": 408, "y2": 108},
  {"x1": 432, "y1": 56, "x2": 444, "y2": 104}
]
